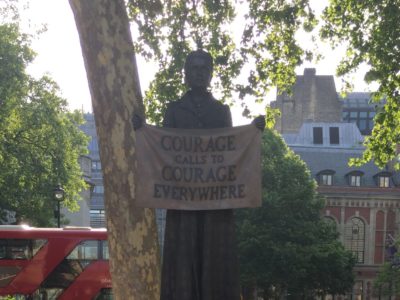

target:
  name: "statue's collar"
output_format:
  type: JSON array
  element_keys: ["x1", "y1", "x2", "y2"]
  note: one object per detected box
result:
[{"x1": 182, "y1": 90, "x2": 214, "y2": 105}]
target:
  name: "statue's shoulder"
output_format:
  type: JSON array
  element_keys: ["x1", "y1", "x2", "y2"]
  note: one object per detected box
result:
[
  {"x1": 211, "y1": 96, "x2": 230, "y2": 111},
  {"x1": 165, "y1": 98, "x2": 183, "y2": 111}
]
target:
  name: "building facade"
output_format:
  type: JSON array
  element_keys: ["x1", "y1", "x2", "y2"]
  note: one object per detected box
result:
[
  {"x1": 272, "y1": 69, "x2": 399, "y2": 299},
  {"x1": 80, "y1": 114, "x2": 105, "y2": 227},
  {"x1": 62, "y1": 155, "x2": 93, "y2": 227}
]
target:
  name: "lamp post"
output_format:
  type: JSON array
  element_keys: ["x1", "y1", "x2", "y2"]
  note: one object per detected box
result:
[{"x1": 53, "y1": 184, "x2": 65, "y2": 228}]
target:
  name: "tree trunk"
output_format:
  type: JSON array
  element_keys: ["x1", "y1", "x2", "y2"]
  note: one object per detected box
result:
[{"x1": 69, "y1": 1, "x2": 160, "y2": 299}]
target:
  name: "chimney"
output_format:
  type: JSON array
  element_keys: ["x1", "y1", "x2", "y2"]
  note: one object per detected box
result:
[{"x1": 304, "y1": 68, "x2": 316, "y2": 77}]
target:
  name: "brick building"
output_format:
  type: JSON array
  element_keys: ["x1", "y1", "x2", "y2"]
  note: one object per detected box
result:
[{"x1": 272, "y1": 69, "x2": 400, "y2": 299}]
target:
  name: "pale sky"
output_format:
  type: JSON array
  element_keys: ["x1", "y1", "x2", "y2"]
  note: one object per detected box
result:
[{"x1": 20, "y1": 0, "x2": 374, "y2": 125}]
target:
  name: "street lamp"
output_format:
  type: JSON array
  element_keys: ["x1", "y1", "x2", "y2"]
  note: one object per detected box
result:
[{"x1": 53, "y1": 184, "x2": 65, "y2": 228}]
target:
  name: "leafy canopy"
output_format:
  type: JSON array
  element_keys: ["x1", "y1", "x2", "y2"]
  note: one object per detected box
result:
[
  {"x1": 236, "y1": 129, "x2": 355, "y2": 298},
  {"x1": 128, "y1": 0, "x2": 400, "y2": 168},
  {"x1": 127, "y1": 0, "x2": 316, "y2": 124},
  {"x1": 321, "y1": 0, "x2": 400, "y2": 169},
  {"x1": 0, "y1": 22, "x2": 89, "y2": 226}
]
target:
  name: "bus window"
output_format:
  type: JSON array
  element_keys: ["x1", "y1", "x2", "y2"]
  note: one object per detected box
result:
[
  {"x1": 0, "y1": 239, "x2": 31, "y2": 260},
  {"x1": 9, "y1": 241, "x2": 29, "y2": 259},
  {"x1": 0, "y1": 265, "x2": 23, "y2": 287},
  {"x1": 30, "y1": 288, "x2": 64, "y2": 300},
  {"x1": 94, "y1": 288, "x2": 113, "y2": 300},
  {"x1": 41, "y1": 288, "x2": 63, "y2": 300},
  {"x1": 67, "y1": 240, "x2": 98, "y2": 260},
  {"x1": 32, "y1": 239, "x2": 47, "y2": 257},
  {"x1": 0, "y1": 239, "x2": 47, "y2": 260},
  {"x1": 0, "y1": 244, "x2": 5, "y2": 259},
  {"x1": 102, "y1": 241, "x2": 109, "y2": 260}
]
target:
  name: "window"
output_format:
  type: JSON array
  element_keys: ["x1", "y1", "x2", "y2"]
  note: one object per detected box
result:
[
  {"x1": 94, "y1": 288, "x2": 113, "y2": 300},
  {"x1": 31, "y1": 288, "x2": 64, "y2": 300},
  {"x1": 321, "y1": 174, "x2": 332, "y2": 185},
  {"x1": 102, "y1": 241, "x2": 109, "y2": 260},
  {"x1": 374, "y1": 172, "x2": 392, "y2": 188},
  {"x1": 0, "y1": 239, "x2": 47, "y2": 260},
  {"x1": 67, "y1": 240, "x2": 98, "y2": 260},
  {"x1": 347, "y1": 171, "x2": 363, "y2": 187},
  {"x1": 90, "y1": 210, "x2": 106, "y2": 228},
  {"x1": 359, "y1": 111, "x2": 368, "y2": 118},
  {"x1": 349, "y1": 102, "x2": 357, "y2": 108},
  {"x1": 93, "y1": 185, "x2": 104, "y2": 194},
  {"x1": 92, "y1": 160, "x2": 102, "y2": 170},
  {"x1": 379, "y1": 176, "x2": 390, "y2": 188},
  {"x1": 317, "y1": 170, "x2": 335, "y2": 186},
  {"x1": 313, "y1": 127, "x2": 323, "y2": 144},
  {"x1": 0, "y1": 245, "x2": 4, "y2": 259},
  {"x1": 350, "y1": 175, "x2": 361, "y2": 187},
  {"x1": 344, "y1": 217, "x2": 365, "y2": 263},
  {"x1": 358, "y1": 119, "x2": 367, "y2": 131},
  {"x1": 329, "y1": 127, "x2": 339, "y2": 144},
  {"x1": 90, "y1": 209, "x2": 105, "y2": 216},
  {"x1": 8, "y1": 240, "x2": 30, "y2": 259},
  {"x1": 0, "y1": 266, "x2": 23, "y2": 287}
]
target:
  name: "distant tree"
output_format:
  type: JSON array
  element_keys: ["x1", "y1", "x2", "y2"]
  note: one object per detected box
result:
[
  {"x1": 0, "y1": 23, "x2": 88, "y2": 226},
  {"x1": 321, "y1": 0, "x2": 400, "y2": 168},
  {"x1": 236, "y1": 129, "x2": 355, "y2": 300},
  {"x1": 374, "y1": 239, "x2": 400, "y2": 297}
]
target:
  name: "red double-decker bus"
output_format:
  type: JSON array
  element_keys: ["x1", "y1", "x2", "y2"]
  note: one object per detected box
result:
[{"x1": 0, "y1": 225, "x2": 112, "y2": 299}]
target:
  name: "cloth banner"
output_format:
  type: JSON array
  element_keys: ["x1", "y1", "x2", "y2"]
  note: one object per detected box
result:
[{"x1": 135, "y1": 124, "x2": 262, "y2": 210}]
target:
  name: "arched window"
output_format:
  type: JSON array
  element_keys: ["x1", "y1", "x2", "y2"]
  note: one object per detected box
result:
[{"x1": 344, "y1": 217, "x2": 365, "y2": 263}]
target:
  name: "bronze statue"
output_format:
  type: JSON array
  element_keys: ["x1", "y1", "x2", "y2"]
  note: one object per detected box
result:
[{"x1": 133, "y1": 49, "x2": 264, "y2": 300}]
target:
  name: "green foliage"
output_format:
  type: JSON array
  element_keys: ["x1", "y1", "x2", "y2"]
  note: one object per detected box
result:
[
  {"x1": 0, "y1": 23, "x2": 89, "y2": 226},
  {"x1": 321, "y1": 0, "x2": 400, "y2": 168},
  {"x1": 127, "y1": 0, "x2": 316, "y2": 124},
  {"x1": 375, "y1": 262, "x2": 400, "y2": 297},
  {"x1": 0, "y1": 296, "x2": 16, "y2": 300},
  {"x1": 236, "y1": 129, "x2": 355, "y2": 298},
  {"x1": 374, "y1": 239, "x2": 400, "y2": 297}
]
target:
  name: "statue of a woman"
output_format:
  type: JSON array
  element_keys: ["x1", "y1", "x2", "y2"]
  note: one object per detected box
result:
[{"x1": 133, "y1": 49, "x2": 264, "y2": 300}]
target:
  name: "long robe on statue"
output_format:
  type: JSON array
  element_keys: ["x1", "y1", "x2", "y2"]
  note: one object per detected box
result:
[{"x1": 160, "y1": 90, "x2": 240, "y2": 300}]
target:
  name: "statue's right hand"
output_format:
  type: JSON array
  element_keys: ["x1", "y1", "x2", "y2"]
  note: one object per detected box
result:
[
  {"x1": 252, "y1": 115, "x2": 266, "y2": 131},
  {"x1": 132, "y1": 114, "x2": 143, "y2": 131}
]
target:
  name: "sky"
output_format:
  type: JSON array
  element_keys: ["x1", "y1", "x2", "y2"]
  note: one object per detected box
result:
[{"x1": 20, "y1": 0, "x2": 374, "y2": 125}]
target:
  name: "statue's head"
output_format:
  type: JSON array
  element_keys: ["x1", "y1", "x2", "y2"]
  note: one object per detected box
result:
[{"x1": 184, "y1": 49, "x2": 213, "y2": 91}]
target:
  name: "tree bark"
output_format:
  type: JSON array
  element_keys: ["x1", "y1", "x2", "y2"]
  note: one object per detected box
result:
[{"x1": 69, "y1": 1, "x2": 160, "y2": 299}]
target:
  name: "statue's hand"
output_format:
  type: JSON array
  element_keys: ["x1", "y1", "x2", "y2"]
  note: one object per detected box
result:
[
  {"x1": 132, "y1": 114, "x2": 143, "y2": 131},
  {"x1": 252, "y1": 115, "x2": 266, "y2": 131}
]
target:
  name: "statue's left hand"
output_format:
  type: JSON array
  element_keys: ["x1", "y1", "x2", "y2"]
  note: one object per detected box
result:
[{"x1": 252, "y1": 115, "x2": 266, "y2": 131}]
